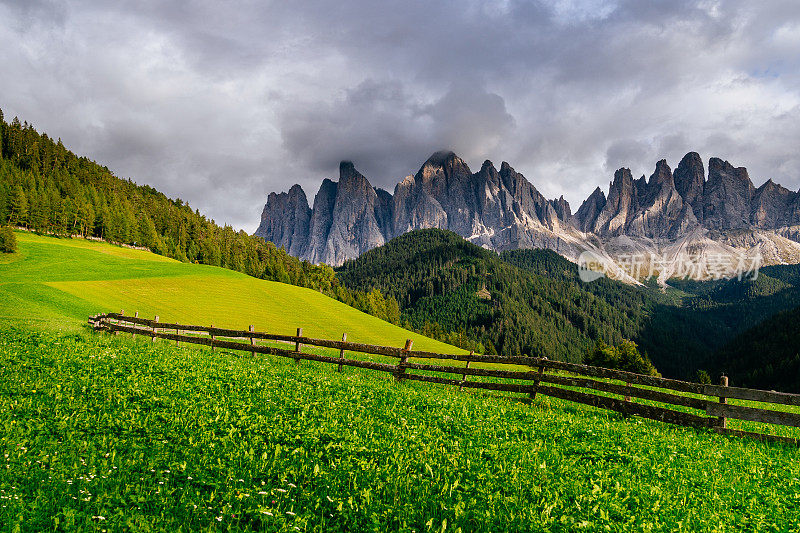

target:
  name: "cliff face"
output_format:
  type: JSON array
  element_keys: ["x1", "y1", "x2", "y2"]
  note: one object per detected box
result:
[
  {"x1": 256, "y1": 162, "x2": 393, "y2": 266},
  {"x1": 254, "y1": 184, "x2": 311, "y2": 258},
  {"x1": 255, "y1": 151, "x2": 800, "y2": 279},
  {"x1": 702, "y1": 158, "x2": 756, "y2": 230}
]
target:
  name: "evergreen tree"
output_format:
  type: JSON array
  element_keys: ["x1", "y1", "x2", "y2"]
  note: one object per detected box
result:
[
  {"x1": 8, "y1": 185, "x2": 28, "y2": 227},
  {"x1": 0, "y1": 226, "x2": 15, "y2": 253}
]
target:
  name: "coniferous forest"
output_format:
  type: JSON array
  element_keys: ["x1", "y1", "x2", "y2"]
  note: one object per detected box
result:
[{"x1": 0, "y1": 110, "x2": 400, "y2": 324}]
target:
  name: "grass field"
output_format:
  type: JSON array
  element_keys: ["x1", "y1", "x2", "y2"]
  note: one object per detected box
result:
[
  {"x1": 1, "y1": 328, "x2": 799, "y2": 532},
  {"x1": 0, "y1": 232, "x2": 460, "y2": 352}
]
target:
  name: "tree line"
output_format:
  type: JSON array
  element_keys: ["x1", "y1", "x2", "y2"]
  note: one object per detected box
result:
[{"x1": 0, "y1": 109, "x2": 400, "y2": 324}]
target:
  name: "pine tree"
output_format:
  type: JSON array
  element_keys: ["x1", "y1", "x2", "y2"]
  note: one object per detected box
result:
[
  {"x1": 0, "y1": 226, "x2": 15, "y2": 253},
  {"x1": 8, "y1": 185, "x2": 28, "y2": 227},
  {"x1": 0, "y1": 107, "x2": 4, "y2": 160}
]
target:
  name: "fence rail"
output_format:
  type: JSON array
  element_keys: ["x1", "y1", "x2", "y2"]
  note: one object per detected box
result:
[{"x1": 89, "y1": 312, "x2": 800, "y2": 446}]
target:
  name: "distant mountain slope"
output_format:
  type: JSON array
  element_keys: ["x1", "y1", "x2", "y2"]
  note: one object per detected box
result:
[
  {"x1": 505, "y1": 252, "x2": 800, "y2": 380},
  {"x1": 257, "y1": 150, "x2": 800, "y2": 279},
  {"x1": 336, "y1": 229, "x2": 650, "y2": 362},
  {"x1": 711, "y1": 305, "x2": 800, "y2": 392}
]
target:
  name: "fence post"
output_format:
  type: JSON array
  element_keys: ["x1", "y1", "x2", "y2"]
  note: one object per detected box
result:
[
  {"x1": 249, "y1": 325, "x2": 255, "y2": 357},
  {"x1": 210, "y1": 325, "x2": 215, "y2": 352},
  {"x1": 152, "y1": 316, "x2": 159, "y2": 343},
  {"x1": 115, "y1": 309, "x2": 124, "y2": 335},
  {"x1": 460, "y1": 351, "x2": 474, "y2": 391},
  {"x1": 718, "y1": 375, "x2": 729, "y2": 429},
  {"x1": 530, "y1": 357, "x2": 547, "y2": 402},
  {"x1": 132, "y1": 311, "x2": 138, "y2": 338},
  {"x1": 338, "y1": 333, "x2": 347, "y2": 372},
  {"x1": 294, "y1": 327, "x2": 302, "y2": 364},
  {"x1": 396, "y1": 339, "x2": 412, "y2": 382}
]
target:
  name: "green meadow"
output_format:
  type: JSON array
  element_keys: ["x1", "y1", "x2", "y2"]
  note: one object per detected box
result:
[
  {"x1": 0, "y1": 232, "x2": 459, "y2": 352},
  {"x1": 1, "y1": 329, "x2": 799, "y2": 532}
]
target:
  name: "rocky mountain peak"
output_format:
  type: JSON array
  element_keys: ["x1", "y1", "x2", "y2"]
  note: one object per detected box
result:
[
  {"x1": 609, "y1": 168, "x2": 636, "y2": 201},
  {"x1": 339, "y1": 160, "x2": 358, "y2": 178},
  {"x1": 575, "y1": 187, "x2": 607, "y2": 232},
  {"x1": 255, "y1": 183, "x2": 312, "y2": 257},
  {"x1": 337, "y1": 160, "x2": 373, "y2": 192},
  {"x1": 704, "y1": 157, "x2": 755, "y2": 230},
  {"x1": 549, "y1": 195, "x2": 572, "y2": 221},
  {"x1": 651, "y1": 159, "x2": 673, "y2": 188},
  {"x1": 480, "y1": 159, "x2": 497, "y2": 173},
  {"x1": 256, "y1": 151, "x2": 800, "y2": 274},
  {"x1": 673, "y1": 151, "x2": 705, "y2": 222},
  {"x1": 418, "y1": 150, "x2": 471, "y2": 181}
]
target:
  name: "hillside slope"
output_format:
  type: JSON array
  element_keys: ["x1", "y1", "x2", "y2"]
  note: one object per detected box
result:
[
  {"x1": 336, "y1": 229, "x2": 651, "y2": 362},
  {"x1": 0, "y1": 231, "x2": 459, "y2": 351},
  {"x1": 505, "y1": 248, "x2": 800, "y2": 379}
]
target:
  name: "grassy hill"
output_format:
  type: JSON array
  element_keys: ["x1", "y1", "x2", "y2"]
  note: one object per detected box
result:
[
  {"x1": 0, "y1": 231, "x2": 459, "y2": 352},
  {"x1": 0, "y1": 112, "x2": 401, "y2": 325}
]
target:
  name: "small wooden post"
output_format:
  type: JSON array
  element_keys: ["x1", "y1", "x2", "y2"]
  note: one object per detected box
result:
[
  {"x1": 295, "y1": 328, "x2": 303, "y2": 352},
  {"x1": 152, "y1": 316, "x2": 159, "y2": 343},
  {"x1": 396, "y1": 339, "x2": 413, "y2": 382},
  {"x1": 175, "y1": 327, "x2": 180, "y2": 347},
  {"x1": 115, "y1": 309, "x2": 124, "y2": 335},
  {"x1": 718, "y1": 375, "x2": 729, "y2": 429},
  {"x1": 294, "y1": 327, "x2": 302, "y2": 364},
  {"x1": 210, "y1": 325, "x2": 215, "y2": 352},
  {"x1": 132, "y1": 311, "x2": 138, "y2": 338},
  {"x1": 134, "y1": 311, "x2": 139, "y2": 318},
  {"x1": 338, "y1": 333, "x2": 347, "y2": 372},
  {"x1": 530, "y1": 357, "x2": 547, "y2": 402},
  {"x1": 460, "y1": 351, "x2": 474, "y2": 391},
  {"x1": 249, "y1": 325, "x2": 256, "y2": 357}
]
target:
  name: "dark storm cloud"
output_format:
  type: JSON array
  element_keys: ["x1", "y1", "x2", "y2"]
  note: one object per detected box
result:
[
  {"x1": 279, "y1": 80, "x2": 516, "y2": 189},
  {"x1": 1, "y1": 0, "x2": 799, "y2": 231}
]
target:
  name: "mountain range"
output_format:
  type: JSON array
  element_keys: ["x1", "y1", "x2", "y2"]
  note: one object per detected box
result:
[{"x1": 255, "y1": 151, "x2": 800, "y2": 281}]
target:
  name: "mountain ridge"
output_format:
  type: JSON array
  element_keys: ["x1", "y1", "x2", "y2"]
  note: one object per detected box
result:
[{"x1": 256, "y1": 150, "x2": 800, "y2": 277}]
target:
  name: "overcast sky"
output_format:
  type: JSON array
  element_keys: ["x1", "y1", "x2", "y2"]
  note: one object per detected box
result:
[{"x1": 1, "y1": 0, "x2": 799, "y2": 232}]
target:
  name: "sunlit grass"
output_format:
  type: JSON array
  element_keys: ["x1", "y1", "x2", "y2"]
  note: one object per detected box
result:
[
  {"x1": 0, "y1": 231, "x2": 460, "y2": 352},
  {"x1": 1, "y1": 327, "x2": 799, "y2": 532}
]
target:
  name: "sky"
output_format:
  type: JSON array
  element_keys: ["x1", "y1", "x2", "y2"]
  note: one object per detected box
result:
[{"x1": 1, "y1": 0, "x2": 799, "y2": 232}]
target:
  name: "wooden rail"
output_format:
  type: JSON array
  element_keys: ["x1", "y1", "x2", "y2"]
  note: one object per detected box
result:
[{"x1": 89, "y1": 312, "x2": 800, "y2": 445}]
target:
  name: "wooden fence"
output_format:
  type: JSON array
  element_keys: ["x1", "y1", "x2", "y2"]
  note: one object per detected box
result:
[{"x1": 89, "y1": 312, "x2": 800, "y2": 445}]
